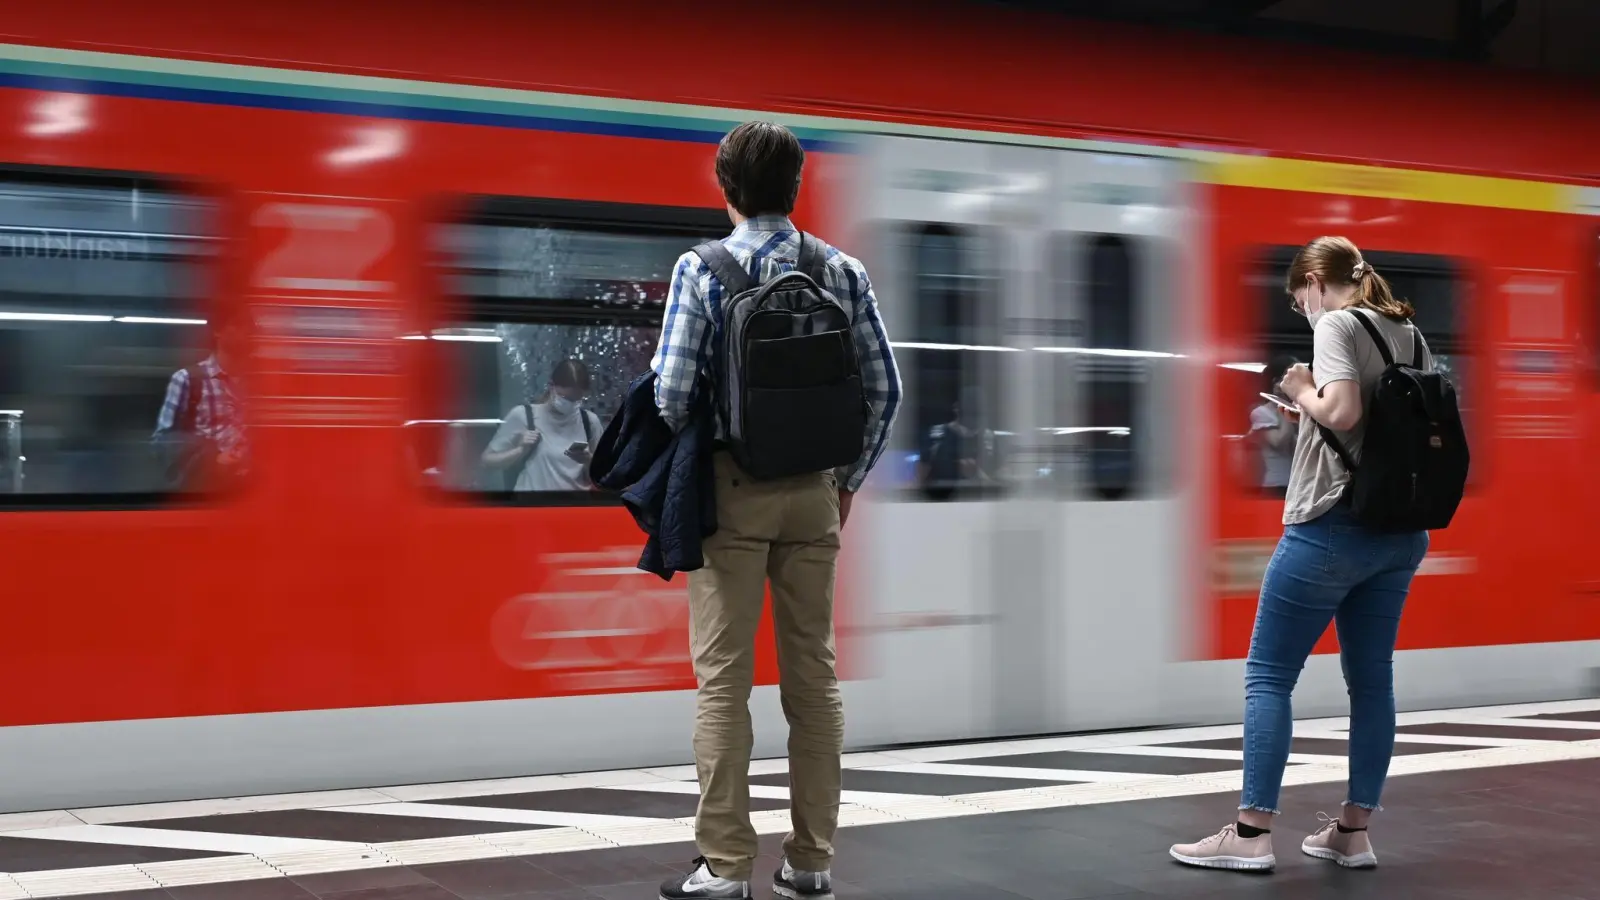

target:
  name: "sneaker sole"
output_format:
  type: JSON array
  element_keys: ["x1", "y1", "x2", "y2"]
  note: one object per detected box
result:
[
  {"x1": 1302, "y1": 845, "x2": 1378, "y2": 869},
  {"x1": 773, "y1": 887, "x2": 833, "y2": 900},
  {"x1": 1168, "y1": 848, "x2": 1276, "y2": 871}
]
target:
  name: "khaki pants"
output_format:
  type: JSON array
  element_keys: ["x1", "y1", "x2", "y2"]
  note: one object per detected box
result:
[{"x1": 689, "y1": 452, "x2": 843, "y2": 881}]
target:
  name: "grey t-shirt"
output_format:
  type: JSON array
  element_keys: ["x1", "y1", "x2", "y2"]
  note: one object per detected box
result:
[{"x1": 1283, "y1": 309, "x2": 1433, "y2": 526}]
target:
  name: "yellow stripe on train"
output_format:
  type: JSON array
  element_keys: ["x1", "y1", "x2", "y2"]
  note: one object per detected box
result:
[{"x1": 1201, "y1": 153, "x2": 1591, "y2": 215}]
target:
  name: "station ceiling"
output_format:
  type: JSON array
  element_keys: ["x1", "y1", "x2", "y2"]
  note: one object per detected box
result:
[{"x1": 988, "y1": 0, "x2": 1600, "y2": 79}]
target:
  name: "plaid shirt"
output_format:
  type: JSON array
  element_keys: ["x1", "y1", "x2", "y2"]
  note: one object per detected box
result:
[
  {"x1": 153, "y1": 355, "x2": 246, "y2": 459},
  {"x1": 650, "y1": 216, "x2": 901, "y2": 493}
]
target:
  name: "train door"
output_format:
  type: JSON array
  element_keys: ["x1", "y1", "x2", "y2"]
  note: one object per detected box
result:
[
  {"x1": 1041, "y1": 152, "x2": 1192, "y2": 730},
  {"x1": 845, "y1": 137, "x2": 1009, "y2": 744},
  {"x1": 845, "y1": 136, "x2": 1191, "y2": 743}
]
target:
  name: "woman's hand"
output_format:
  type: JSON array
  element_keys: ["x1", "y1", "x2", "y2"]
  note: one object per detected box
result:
[
  {"x1": 1279, "y1": 363, "x2": 1315, "y2": 405},
  {"x1": 1281, "y1": 364, "x2": 1362, "y2": 431}
]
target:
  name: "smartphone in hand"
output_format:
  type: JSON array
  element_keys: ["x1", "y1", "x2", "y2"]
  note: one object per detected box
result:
[{"x1": 1259, "y1": 392, "x2": 1301, "y2": 414}]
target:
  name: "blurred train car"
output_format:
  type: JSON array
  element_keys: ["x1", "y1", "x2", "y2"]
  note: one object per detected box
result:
[{"x1": 0, "y1": 0, "x2": 1597, "y2": 810}]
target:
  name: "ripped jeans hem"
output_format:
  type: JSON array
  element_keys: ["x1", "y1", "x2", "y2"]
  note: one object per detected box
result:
[
  {"x1": 1236, "y1": 804, "x2": 1280, "y2": 815},
  {"x1": 1342, "y1": 800, "x2": 1383, "y2": 812}
]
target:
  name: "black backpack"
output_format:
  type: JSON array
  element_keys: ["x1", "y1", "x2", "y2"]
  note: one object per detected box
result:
[
  {"x1": 691, "y1": 232, "x2": 868, "y2": 480},
  {"x1": 1316, "y1": 311, "x2": 1469, "y2": 532}
]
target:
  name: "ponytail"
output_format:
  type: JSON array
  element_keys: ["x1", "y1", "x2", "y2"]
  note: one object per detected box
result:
[
  {"x1": 1351, "y1": 261, "x2": 1414, "y2": 321},
  {"x1": 1287, "y1": 237, "x2": 1414, "y2": 322}
]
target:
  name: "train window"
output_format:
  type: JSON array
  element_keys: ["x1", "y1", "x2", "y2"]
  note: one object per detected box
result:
[
  {"x1": 1246, "y1": 246, "x2": 1473, "y2": 493},
  {"x1": 894, "y1": 223, "x2": 1008, "y2": 502},
  {"x1": 417, "y1": 198, "x2": 727, "y2": 503},
  {"x1": 1070, "y1": 234, "x2": 1145, "y2": 501},
  {"x1": 0, "y1": 172, "x2": 220, "y2": 506}
]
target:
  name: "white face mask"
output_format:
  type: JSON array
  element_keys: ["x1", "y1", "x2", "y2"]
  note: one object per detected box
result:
[
  {"x1": 548, "y1": 394, "x2": 580, "y2": 416},
  {"x1": 1300, "y1": 281, "x2": 1328, "y2": 329}
]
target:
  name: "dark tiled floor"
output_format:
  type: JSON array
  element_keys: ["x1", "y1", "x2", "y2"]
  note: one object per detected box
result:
[
  {"x1": 409, "y1": 858, "x2": 580, "y2": 898},
  {"x1": 949, "y1": 750, "x2": 1247, "y2": 776},
  {"x1": 1514, "y1": 709, "x2": 1600, "y2": 723},
  {"x1": 127, "y1": 809, "x2": 550, "y2": 843},
  {"x1": 15, "y1": 746, "x2": 1600, "y2": 900},
  {"x1": 1156, "y1": 736, "x2": 1482, "y2": 756},
  {"x1": 751, "y1": 768, "x2": 1053, "y2": 796},
  {"x1": 1392, "y1": 722, "x2": 1599, "y2": 741},
  {"x1": 0, "y1": 836, "x2": 228, "y2": 872},
  {"x1": 290, "y1": 866, "x2": 439, "y2": 897},
  {"x1": 224, "y1": 755, "x2": 1600, "y2": 900},
  {"x1": 424, "y1": 788, "x2": 785, "y2": 819}
]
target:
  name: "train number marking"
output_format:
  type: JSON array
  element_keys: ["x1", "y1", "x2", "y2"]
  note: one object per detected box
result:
[{"x1": 252, "y1": 202, "x2": 394, "y2": 294}]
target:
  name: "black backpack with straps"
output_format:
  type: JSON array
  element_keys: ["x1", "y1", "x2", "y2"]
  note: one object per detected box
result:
[
  {"x1": 1317, "y1": 310, "x2": 1469, "y2": 532},
  {"x1": 691, "y1": 232, "x2": 868, "y2": 481}
]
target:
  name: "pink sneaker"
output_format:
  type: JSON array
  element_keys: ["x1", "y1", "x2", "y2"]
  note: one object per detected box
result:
[
  {"x1": 1301, "y1": 813, "x2": 1378, "y2": 868},
  {"x1": 1169, "y1": 823, "x2": 1275, "y2": 871}
]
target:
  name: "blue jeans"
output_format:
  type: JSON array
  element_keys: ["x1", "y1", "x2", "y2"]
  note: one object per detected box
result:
[{"x1": 1240, "y1": 503, "x2": 1428, "y2": 815}]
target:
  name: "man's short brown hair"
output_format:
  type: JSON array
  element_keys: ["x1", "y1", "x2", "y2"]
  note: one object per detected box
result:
[{"x1": 714, "y1": 121, "x2": 805, "y2": 218}]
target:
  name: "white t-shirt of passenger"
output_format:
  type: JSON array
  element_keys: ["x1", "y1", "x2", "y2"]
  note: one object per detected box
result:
[{"x1": 487, "y1": 401, "x2": 602, "y2": 492}]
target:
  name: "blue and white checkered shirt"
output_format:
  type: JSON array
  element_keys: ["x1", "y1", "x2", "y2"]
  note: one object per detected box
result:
[
  {"x1": 650, "y1": 215, "x2": 901, "y2": 493},
  {"x1": 152, "y1": 354, "x2": 246, "y2": 458}
]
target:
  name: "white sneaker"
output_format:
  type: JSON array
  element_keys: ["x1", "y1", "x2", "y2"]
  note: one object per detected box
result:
[
  {"x1": 1301, "y1": 812, "x2": 1378, "y2": 869},
  {"x1": 773, "y1": 857, "x2": 833, "y2": 899},
  {"x1": 1169, "y1": 823, "x2": 1276, "y2": 871},
  {"x1": 659, "y1": 857, "x2": 751, "y2": 900}
]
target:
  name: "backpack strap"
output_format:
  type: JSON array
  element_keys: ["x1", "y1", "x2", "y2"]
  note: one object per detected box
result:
[
  {"x1": 691, "y1": 240, "x2": 755, "y2": 296},
  {"x1": 1315, "y1": 420, "x2": 1358, "y2": 475},
  {"x1": 581, "y1": 408, "x2": 595, "y2": 445},
  {"x1": 1410, "y1": 326, "x2": 1425, "y2": 369},
  {"x1": 1348, "y1": 309, "x2": 1394, "y2": 367},
  {"x1": 796, "y1": 231, "x2": 827, "y2": 283},
  {"x1": 1312, "y1": 312, "x2": 1382, "y2": 475}
]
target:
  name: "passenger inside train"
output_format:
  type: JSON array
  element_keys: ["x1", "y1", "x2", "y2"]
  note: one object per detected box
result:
[
  {"x1": 916, "y1": 385, "x2": 998, "y2": 500},
  {"x1": 152, "y1": 313, "x2": 249, "y2": 491},
  {"x1": 481, "y1": 357, "x2": 604, "y2": 492},
  {"x1": 1246, "y1": 355, "x2": 1300, "y2": 498}
]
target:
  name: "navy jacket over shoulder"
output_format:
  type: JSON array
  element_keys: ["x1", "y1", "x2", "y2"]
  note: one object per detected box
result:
[{"x1": 589, "y1": 371, "x2": 717, "y2": 580}]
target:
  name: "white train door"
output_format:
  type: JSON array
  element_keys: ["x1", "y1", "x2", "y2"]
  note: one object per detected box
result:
[
  {"x1": 838, "y1": 136, "x2": 1195, "y2": 744},
  {"x1": 843, "y1": 137, "x2": 1011, "y2": 744},
  {"x1": 1042, "y1": 151, "x2": 1194, "y2": 731}
]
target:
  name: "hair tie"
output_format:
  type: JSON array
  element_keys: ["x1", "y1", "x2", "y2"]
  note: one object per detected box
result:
[{"x1": 1352, "y1": 261, "x2": 1368, "y2": 279}]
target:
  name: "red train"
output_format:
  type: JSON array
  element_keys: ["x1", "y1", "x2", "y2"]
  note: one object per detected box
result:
[{"x1": 0, "y1": 0, "x2": 1597, "y2": 812}]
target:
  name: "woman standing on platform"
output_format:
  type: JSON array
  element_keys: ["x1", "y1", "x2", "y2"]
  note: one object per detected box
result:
[{"x1": 1169, "y1": 236, "x2": 1432, "y2": 872}]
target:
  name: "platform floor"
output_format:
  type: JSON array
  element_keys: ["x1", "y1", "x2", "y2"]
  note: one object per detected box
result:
[{"x1": 2, "y1": 699, "x2": 1599, "y2": 899}]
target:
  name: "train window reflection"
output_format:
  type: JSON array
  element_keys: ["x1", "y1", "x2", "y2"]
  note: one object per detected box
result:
[
  {"x1": 0, "y1": 173, "x2": 222, "y2": 505},
  {"x1": 1049, "y1": 234, "x2": 1145, "y2": 501},
  {"x1": 1243, "y1": 246, "x2": 1474, "y2": 494},
  {"x1": 897, "y1": 223, "x2": 1007, "y2": 502},
  {"x1": 418, "y1": 198, "x2": 726, "y2": 503}
]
